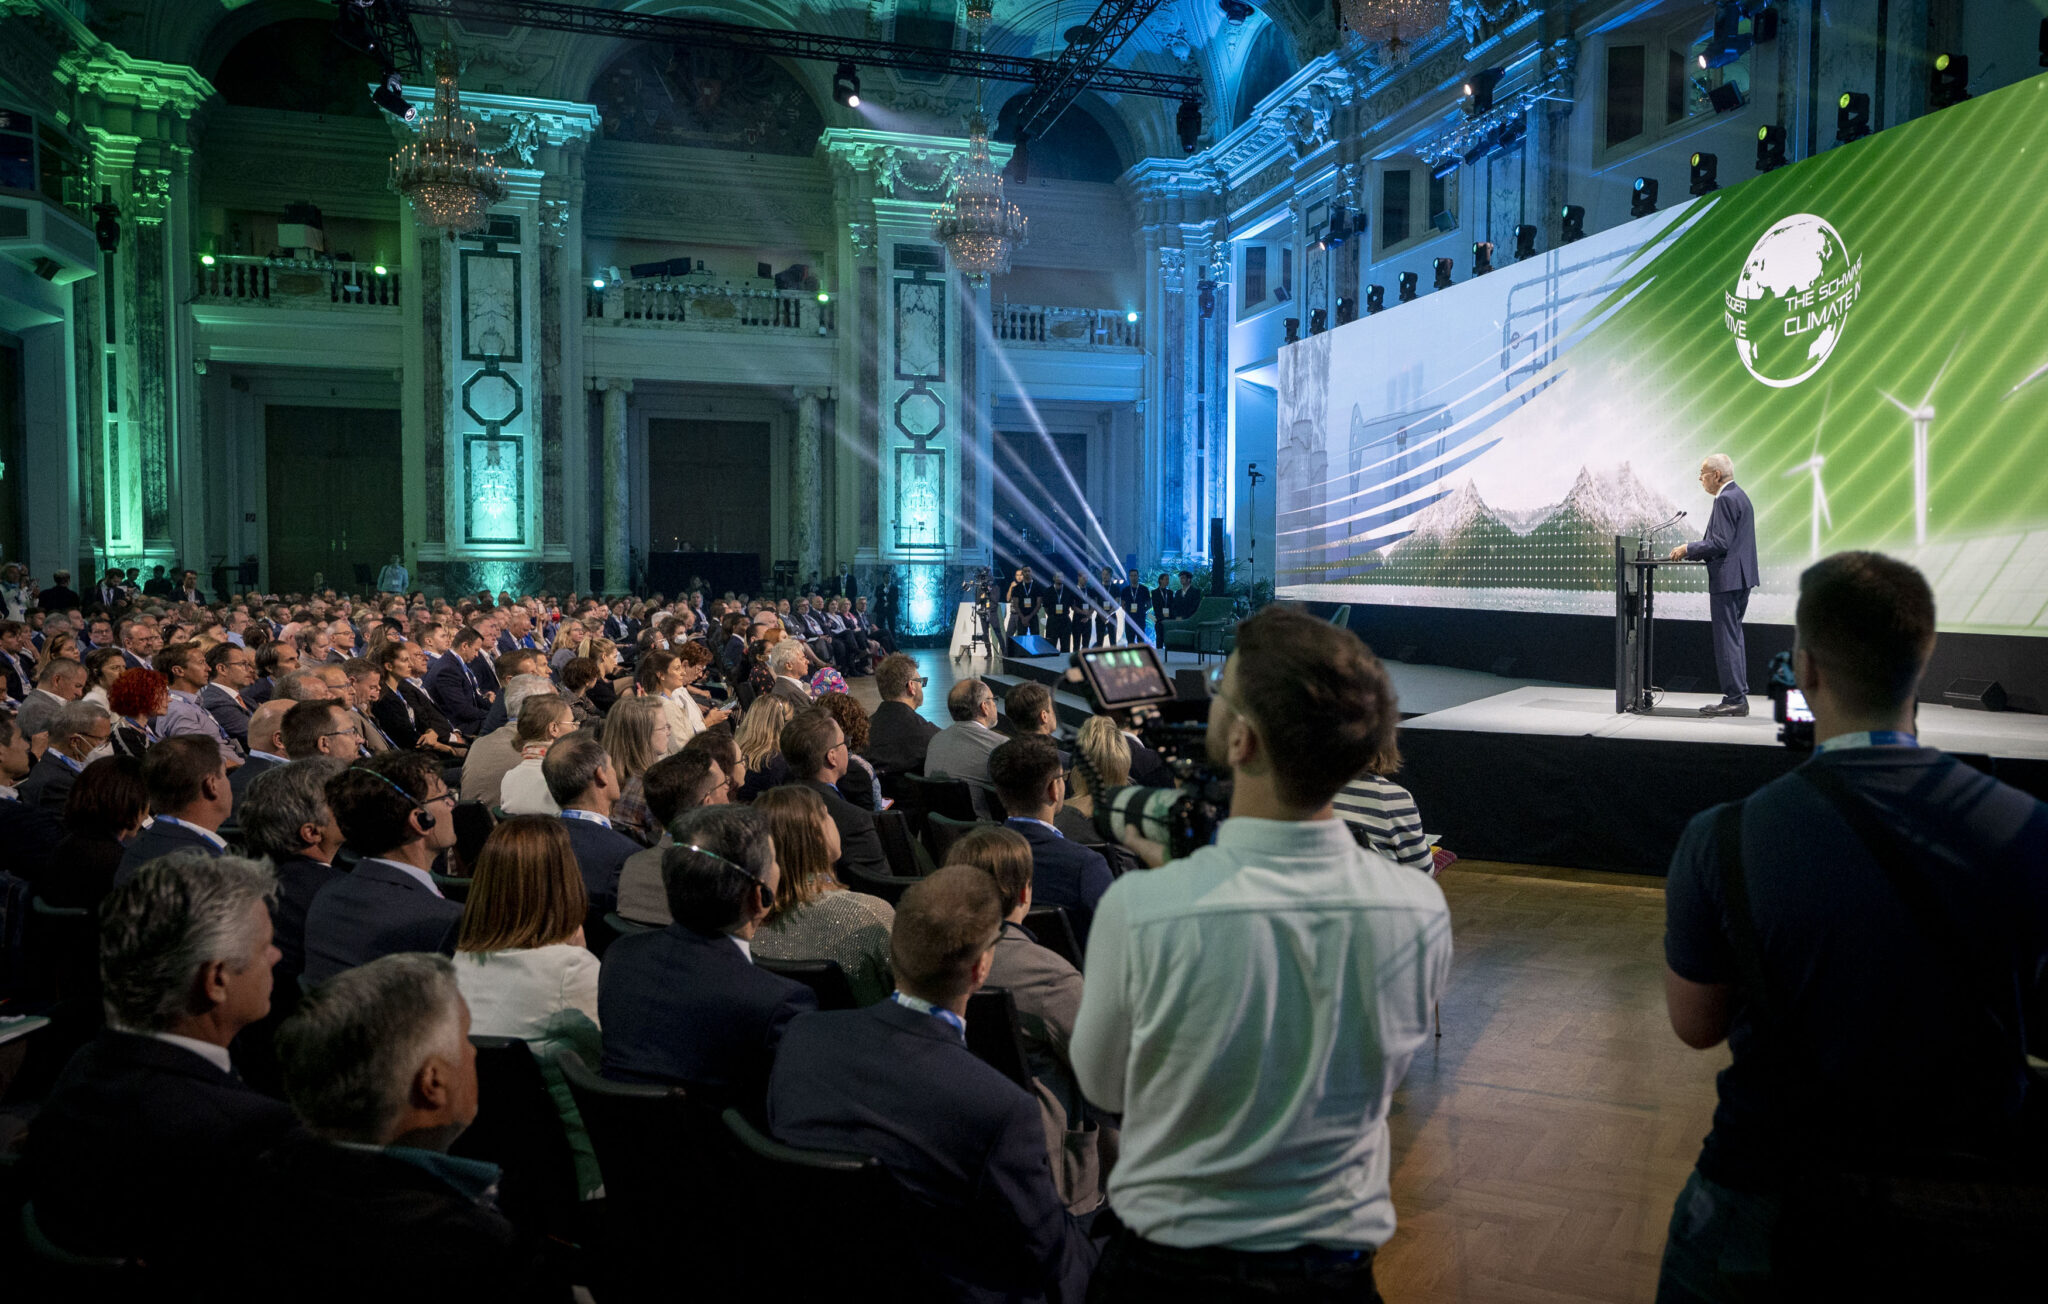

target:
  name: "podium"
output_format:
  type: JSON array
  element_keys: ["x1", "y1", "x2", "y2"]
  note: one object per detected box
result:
[{"x1": 1614, "y1": 537, "x2": 1704, "y2": 714}]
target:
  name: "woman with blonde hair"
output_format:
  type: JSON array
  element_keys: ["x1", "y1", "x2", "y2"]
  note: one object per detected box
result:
[
  {"x1": 453, "y1": 816, "x2": 604, "y2": 1197},
  {"x1": 498, "y1": 696, "x2": 575, "y2": 815},
  {"x1": 731, "y1": 694, "x2": 793, "y2": 801},
  {"x1": 1059, "y1": 714, "x2": 1132, "y2": 841},
  {"x1": 752, "y1": 785, "x2": 895, "y2": 1005},
  {"x1": 576, "y1": 634, "x2": 625, "y2": 715},
  {"x1": 601, "y1": 695, "x2": 669, "y2": 845}
]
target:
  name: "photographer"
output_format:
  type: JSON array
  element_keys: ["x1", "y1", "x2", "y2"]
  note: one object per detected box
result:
[{"x1": 1072, "y1": 606, "x2": 1451, "y2": 1299}]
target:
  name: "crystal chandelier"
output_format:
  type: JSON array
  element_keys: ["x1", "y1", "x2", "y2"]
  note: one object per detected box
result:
[
  {"x1": 1335, "y1": 0, "x2": 1450, "y2": 54},
  {"x1": 390, "y1": 47, "x2": 508, "y2": 236},
  {"x1": 933, "y1": 4, "x2": 1026, "y2": 285}
]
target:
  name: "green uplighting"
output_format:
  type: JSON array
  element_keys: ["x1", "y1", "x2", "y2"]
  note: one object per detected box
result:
[
  {"x1": 373, "y1": 264, "x2": 388, "y2": 276},
  {"x1": 200, "y1": 253, "x2": 215, "y2": 265}
]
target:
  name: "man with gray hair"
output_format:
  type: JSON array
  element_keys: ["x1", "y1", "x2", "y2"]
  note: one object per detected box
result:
[
  {"x1": 460, "y1": 671, "x2": 557, "y2": 807},
  {"x1": 1668, "y1": 451, "x2": 1760, "y2": 715},
  {"x1": 926, "y1": 677, "x2": 1004, "y2": 817},
  {"x1": 241, "y1": 757, "x2": 348, "y2": 993},
  {"x1": 18, "y1": 697, "x2": 110, "y2": 812},
  {"x1": 17, "y1": 656, "x2": 86, "y2": 739},
  {"x1": 766, "y1": 638, "x2": 814, "y2": 712},
  {"x1": 235, "y1": 953, "x2": 558, "y2": 1298},
  {"x1": 24, "y1": 853, "x2": 296, "y2": 1266}
]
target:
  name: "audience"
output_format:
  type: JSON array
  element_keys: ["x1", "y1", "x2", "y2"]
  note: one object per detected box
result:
[
  {"x1": 499, "y1": 696, "x2": 575, "y2": 815},
  {"x1": 301, "y1": 751, "x2": 463, "y2": 982},
  {"x1": 598, "y1": 694, "x2": 669, "y2": 845},
  {"x1": 764, "y1": 639, "x2": 814, "y2": 712},
  {"x1": 614, "y1": 749, "x2": 727, "y2": 926},
  {"x1": 927, "y1": 677, "x2": 1005, "y2": 816},
  {"x1": 460, "y1": 674, "x2": 555, "y2": 808},
  {"x1": 767, "y1": 865, "x2": 1096, "y2": 1302},
  {"x1": 1332, "y1": 730, "x2": 1434, "y2": 873},
  {"x1": 1002, "y1": 680, "x2": 1059, "y2": 742},
  {"x1": 239, "y1": 756, "x2": 349, "y2": 994},
  {"x1": 116, "y1": 735, "x2": 233, "y2": 884},
  {"x1": 1059, "y1": 715, "x2": 1128, "y2": 843},
  {"x1": 108, "y1": 666, "x2": 170, "y2": 758},
  {"x1": 200, "y1": 640, "x2": 258, "y2": 751},
  {"x1": 779, "y1": 706, "x2": 892, "y2": 885},
  {"x1": 41, "y1": 754, "x2": 147, "y2": 908},
  {"x1": 453, "y1": 816, "x2": 605, "y2": 1199},
  {"x1": 816, "y1": 690, "x2": 883, "y2": 811},
  {"x1": 752, "y1": 785, "x2": 896, "y2": 1005},
  {"x1": 280, "y1": 698, "x2": 361, "y2": 761},
  {"x1": 25, "y1": 854, "x2": 296, "y2": 1268},
  {"x1": 542, "y1": 732, "x2": 640, "y2": 932},
  {"x1": 18, "y1": 657, "x2": 86, "y2": 739},
  {"x1": 732, "y1": 693, "x2": 794, "y2": 801},
  {"x1": 19, "y1": 698, "x2": 110, "y2": 812},
  {"x1": 0, "y1": 706, "x2": 60, "y2": 879},
  {"x1": 989, "y1": 735, "x2": 1113, "y2": 949},
  {"x1": 597, "y1": 805, "x2": 817, "y2": 1105},
  {"x1": 866, "y1": 652, "x2": 939, "y2": 776}
]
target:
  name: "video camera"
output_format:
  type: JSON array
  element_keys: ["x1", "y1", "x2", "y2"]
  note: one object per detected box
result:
[
  {"x1": 1067, "y1": 643, "x2": 1231, "y2": 860},
  {"x1": 1767, "y1": 650, "x2": 1813, "y2": 750}
]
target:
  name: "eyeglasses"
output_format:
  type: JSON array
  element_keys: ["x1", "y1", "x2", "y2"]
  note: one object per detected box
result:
[
  {"x1": 321, "y1": 724, "x2": 362, "y2": 739},
  {"x1": 914, "y1": 676, "x2": 930, "y2": 686},
  {"x1": 1206, "y1": 662, "x2": 1228, "y2": 693}
]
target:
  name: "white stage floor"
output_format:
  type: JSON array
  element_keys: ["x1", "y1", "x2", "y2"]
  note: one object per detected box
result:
[{"x1": 1404, "y1": 685, "x2": 2048, "y2": 759}]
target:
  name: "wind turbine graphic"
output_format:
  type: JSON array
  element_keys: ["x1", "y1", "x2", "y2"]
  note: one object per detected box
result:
[
  {"x1": 1783, "y1": 384, "x2": 1832, "y2": 561},
  {"x1": 1877, "y1": 337, "x2": 1962, "y2": 548},
  {"x1": 2004, "y1": 357, "x2": 2048, "y2": 400}
]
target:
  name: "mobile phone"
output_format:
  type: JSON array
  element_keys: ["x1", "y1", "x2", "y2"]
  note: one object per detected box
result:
[{"x1": 1783, "y1": 689, "x2": 1814, "y2": 723}]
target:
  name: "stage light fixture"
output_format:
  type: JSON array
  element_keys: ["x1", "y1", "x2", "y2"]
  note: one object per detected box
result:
[
  {"x1": 1930, "y1": 53, "x2": 1969, "y2": 109},
  {"x1": 1177, "y1": 99, "x2": 1203, "y2": 154},
  {"x1": 92, "y1": 188, "x2": 120, "y2": 253},
  {"x1": 1708, "y1": 82, "x2": 1746, "y2": 113},
  {"x1": 1701, "y1": 2, "x2": 1753, "y2": 69},
  {"x1": 1126, "y1": 310, "x2": 1140, "y2": 323},
  {"x1": 1463, "y1": 68, "x2": 1503, "y2": 116},
  {"x1": 1432, "y1": 257, "x2": 1454, "y2": 290},
  {"x1": 372, "y1": 73, "x2": 416, "y2": 123},
  {"x1": 1471, "y1": 242, "x2": 1493, "y2": 276},
  {"x1": 373, "y1": 264, "x2": 389, "y2": 276},
  {"x1": 1309, "y1": 307, "x2": 1328, "y2": 335},
  {"x1": 818, "y1": 291, "x2": 832, "y2": 303},
  {"x1": 1560, "y1": 204, "x2": 1586, "y2": 243},
  {"x1": 1752, "y1": 6, "x2": 1778, "y2": 42},
  {"x1": 199, "y1": 253, "x2": 216, "y2": 266},
  {"x1": 1431, "y1": 156, "x2": 1461, "y2": 180},
  {"x1": 1756, "y1": 124, "x2": 1787, "y2": 171},
  {"x1": 1630, "y1": 176, "x2": 1658, "y2": 218},
  {"x1": 1492, "y1": 115, "x2": 1525, "y2": 153},
  {"x1": 1282, "y1": 316, "x2": 1300, "y2": 344},
  {"x1": 1219, "y1": 0, "x2": 1254, "y2": 24},
  {"x1": 1397, "y1": 272, "x2": 1418, "y2": 302},
  {"x1": 1365, "y1": 284, "x2": 1386, "y2": 314},
  {"x1": 833, "y1": 62, "x2": 861, "y2": 108},
  {"x1": 591, "y1": 276, "x2": 606, "y2": 290},
  {"x1": 1461, "y1": 142, "x2": 1487, "y2": 167},
  {"x1": 1514, "y1": 224, "x2": 1538, "y2": 260},
  {"x1": 1336, "y1": 296, "x2": 1357, "y2": 325},
  {"x1": 1837, "y1": 91, "x2": 1871, "y2": 142},
  {"x1": 1689, "y1": 152, "x2": 1718, "y2": 195}
]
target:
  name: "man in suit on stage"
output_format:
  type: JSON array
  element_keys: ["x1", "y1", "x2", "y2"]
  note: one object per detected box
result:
[
  {"x1": 1151, "y1": 571, "x2": 1174, "y2": 631},
  {"x1": 1006, "y1": 567, "x2": 1041, "y2": 639},
  {"x1": 1670, "y1": 453, "x2": 1760, "y2": 716}
]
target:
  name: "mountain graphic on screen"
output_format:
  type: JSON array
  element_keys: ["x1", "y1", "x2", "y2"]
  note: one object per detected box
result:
[{"x1": 1367, "y1": 463, "x2": 1696, "y2": 590}]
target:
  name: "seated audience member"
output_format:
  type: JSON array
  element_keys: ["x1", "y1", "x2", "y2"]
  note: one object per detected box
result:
[
  {"x1": 371, "y1": 642, "x2": 460, "y2": 758},
  {"x1": 0, "y1": 707, "x2": 60, "y2": 880},
  {"x1": 274, "y1": 666, "x2": 335, "y2": 704},
  {"x1": 558, "y1": 656, "x2": 603, "y2": 728},
  {"x1": 473, "y1": 648, "x2": 541, "y2": 737},
  {"x1": 600, "y1": 694, "x2": 670, "y2": 845},
  {"x1": 20, "y1": 698, "x2": 111, "y2": 813},
  {"x1": 767, "y1": 866, "x2": 1096, "y2": 1302},
  {"x1": 781, "y1": 706, "x2": 892, "y2": 884},
  {"x1": 232, "y1": 698, "x2": 294, "y2": 816},
  {"x1": 685, "y1": 727, "x2": 746, "y2": 802},
  {"x1": 764, "y1": 639, "x2": 814, "y2": 713},
  {"x1": 460, "y1": 673, "x2": 556, "y2": 808},
  {"x1": 615, "y1": 749, "x2": 727, "y2": 926},
  {"x1": 866, "y1": 652, "x2": 940, "y2": 776},
  {"x1": 949, "y1": 824, "x2": 1106, "y2": 1214},
  {"x1": 81, "y1": 646, "x2": 127, "y2": 708},
  {"x1": 753, "y1": 785, "x2": 896, "y2": 1005},
  {"x1": 926, "y1": 678, "x2": 1005, "y2": 816},
  {"x1": 425, "y1": 626, "x2": 491, "y2": 736},
  {"x1": 282, "y1": 698, "x2": 363, "y2": 762},
  {"x1": 543, "y1": 732, "x2": 640, "y2": 928},
  {"x1": 301, "y1": 752, "x2": 463, "y2": 982},
  {"x1": 25, "y1": 854, "x2": 296, "y2": 1268},
  {"x1": 116, "y1": 735, "x2": 233, "y2": 885},
  {"x1": 816, "y1": 691, "x2": 883, "y2": 812},
  {"x1": 1059, "y1": 716, "x2": 1129, "y2": 844},
  {"x1": 732, "y1": 694, "x2": 795, "y2": 802},
  {"x1": 1658, "y1": 552, "x2": 2048, "y2": 1300},
  {"x1": 989, "y1": 736, "x2": 1113, "y2": 950},
  {"x1": 108, "y1": 666, "x2": 170, "y2": 759},
  {"x1": 498, "y1": 696, "x2": 575, "y2": 815},
  {"x1": 151, "y1": 641, "x2": 242, "y2": 769},
  {"x1": 1071, "y1": 607, "x2": 1450, "y2": 1302},
  {"x1": 1002, "y1": 680, "x2": 1059, "y2": 744},
  {"x1": 200, "y1": 641, "x2": 258, "y2": 751},
  {"x1": 239, "y1": 757, "x2": 349, "y2": 992},
  {"x1": 1332, "y1": 733, "x2": 1434, "y2": 874},
  {"x1": 41, "y1": 755, "x2": 147, "y2": 909},
  {"x1": 597, "y1": 805, "x2": 817, "y2": 1103},
  {"x1": 19, "y1": 657, "x2": 86, "y2": 740},
  {"x1": 243, "y1": 639, "x2": 299, "y2": 707},
  {"x1": 255, "y1": 953, "x2": 566, "y2": 1302},
  {"x1": 453, "y1": 816, "x2": 605, "y2": 1199}
]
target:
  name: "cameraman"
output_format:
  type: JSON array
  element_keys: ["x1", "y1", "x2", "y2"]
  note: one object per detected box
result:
[{"x1": 1072, "y1": 606, "x2": 1451, "y2": 1300}]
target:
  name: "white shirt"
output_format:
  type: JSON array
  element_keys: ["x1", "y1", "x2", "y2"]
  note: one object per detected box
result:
[
  {"x1": 143, "y1": 1030, "x2": 234, "y2": 1075},
  {"x1": 499, "y1": 755, "x2": 561, "y2": 815},
  {"x1": 1072, "y1": 816, "x2": 1452, "y2": 1252}
]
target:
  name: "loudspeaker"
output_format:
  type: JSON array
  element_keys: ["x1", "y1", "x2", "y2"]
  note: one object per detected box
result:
[
  {"x1": 1008, "y1": 634, "x2": 1059, "y2": 658},
  {"x1": 1175, "y1": 669, "x2": 1210, "y2": 700},
  {"x1": 1209, "y1": 517, "x2": 1227, "y2": 596},
  {"x1": 1943, "y1": 678, "x2": 2008, "y2": 712}
]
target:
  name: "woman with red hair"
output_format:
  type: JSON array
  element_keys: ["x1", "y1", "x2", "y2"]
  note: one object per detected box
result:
[{"x1": 106, "y1": 667, "x2": 170, "y2": 759}]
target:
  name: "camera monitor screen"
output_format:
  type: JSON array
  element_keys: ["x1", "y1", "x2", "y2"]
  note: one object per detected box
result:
[
  {"x1": 1783, "y1": 689, "x2": 1814, "y2": 723},
  {"x1": 1078, "y1": 644, "x2": 1177, "y2": 710}
]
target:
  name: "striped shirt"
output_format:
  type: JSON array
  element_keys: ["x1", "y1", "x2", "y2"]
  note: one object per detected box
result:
[{"x1": 1331, "y1": 774, "x2": 1432, "y2": 873}]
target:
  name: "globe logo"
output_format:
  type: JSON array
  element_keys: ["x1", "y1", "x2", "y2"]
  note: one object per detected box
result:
[{"x1": 1722, "y1": 214, "x2": 1863, "y2": 388}]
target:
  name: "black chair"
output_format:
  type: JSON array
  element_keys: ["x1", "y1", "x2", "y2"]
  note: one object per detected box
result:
[
  {"x1": 873, "y1": 808, "x2": 931, "y2": 879},
  {"x1": 28, "y1": 895, "x2": 97, "y2": 1002},
  {"x1": 429, "y1": 873, "x2": 470, "y2": 903},
  {"x1": 925, "y1": 812, "x2": 986, "y2": 866},
  {"x1": 837, "y1": 860, "x2": 927, "y2": 906},
  {"x1": 605, "y1": 911, "x2": 657, "y2": 935},
  {"x1": 755, "y1": 956, "x2": 859, "y2": 1010},
  {"x1": 904, "y1": 773, "x2": 976, "y2": 823},
  {"x1": 964, "y1": 987, "x2": 1034, "y2": 1090},
  {"x1": 450, "y1": 1036, "x2": 581, "y2": 1242},
  {"x1": 1022, "y1": 905, "x2": 1084, "y2": 972}
]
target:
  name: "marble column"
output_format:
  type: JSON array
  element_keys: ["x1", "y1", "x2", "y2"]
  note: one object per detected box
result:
[
  {"x1": 791, "y1": 386, "x2": 828, "y2": 584},
  {"x1": 598, "y1": 378, "x2": 632, "y2": 593}
]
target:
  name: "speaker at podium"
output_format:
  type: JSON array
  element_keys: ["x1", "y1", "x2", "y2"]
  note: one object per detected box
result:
[{"x1": 1008, "y1": 634, "x2": 1059, "y2": 658}]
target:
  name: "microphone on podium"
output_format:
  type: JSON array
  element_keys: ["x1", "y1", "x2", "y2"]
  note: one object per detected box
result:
[{"x1": 1638, "y1": 511, "x2": 1688, "y2": 560}]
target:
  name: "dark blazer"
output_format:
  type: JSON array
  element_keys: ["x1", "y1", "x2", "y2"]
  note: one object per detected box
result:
[
  {"x1": 114, "y1": 819, "x2": 226, "y2": 886},
  {"x1": 243, "y1": 675, "x2": 276, "y2": 707},
  {"x1": 469, "y1": 652, "x2": 502, "y2": 698},
  {"x1": 18, "y1": 749, "x2": 81, "y2": 814},
  {"x1": 476, "y1": 692, "x2": 511, "y2": 740},
  {"x1": 561, "y1": 813, "x2": 641, "y2": 922},
  {"x1": 1686, "y1": 481, "x2": 1761, "y2": 592},
  {"x1": 1006, "y1": 819, "x2": 1113, "y2": 951},
  {"x1": 301, "y1": 857, "x2": 463, "y2": 984},
  {"x1": 597, "y1": 922, "x2": 817, "y2": 1103},
  {"x1": 229, "y1": 752, "x2": 286, "y2": 819},
  {"x1": 768, "y1": 676, "x2": 813, "y2": 714},
  {"x1": 425, "y1": 651, "x2": 489, "y2": 736},
  {"x1": 0, "y1": 796, "x2": 63, "y2": 887},
  {"x1": 200, "y1": 683, "x2": 254, "y2": 750},
  {"x1": 24, "y1": 1030, "x2": 299, "y2": 1264},
  {"x1": 768, "y1": 1001, "x2": 1095, "y2": 1304},
  {"x1": 271, "y1": 853, "x2": 343, "y2": 985},
  {"x1": 372, "y1": 681, "x2": 448, "y2": 751},
  {"x1": 1171, "y1": 585, "x2": 1203, "y2": 618},
  {"x1": 37, "y1": 829, "x2": 123, "y2": 909},
  {"x1": 866, "y1": 700, "x2": 941, "y2": 776},
  {"x1": 0, "y1": 648, "x2": 31, "y2": 700},
  {"x1": 797, "y1": 778, "x2": 892, "y2": 883},
  {"x1": 1125, "y1": 737, "x2": 1176, "y2": 789},
  {"x1": 39, "y1": 584, "x2": 82, "y2": 612},
  {"x1": 1150, "y1": 585, "x2": 1173, "y2": 623},
  {"x1": 735, "y1": 752, "x2": 790, "y2": 804}
]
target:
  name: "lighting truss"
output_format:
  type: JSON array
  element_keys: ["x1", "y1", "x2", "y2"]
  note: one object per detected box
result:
[{"x1": 1006, "y1": 0, "x2": 1174, "y2": 140}]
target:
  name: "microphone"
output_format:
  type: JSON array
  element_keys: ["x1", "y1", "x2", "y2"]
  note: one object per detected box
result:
[
  {"x1": 1638, "y1": 511, "x2": 1689, "y2": 561},
  {"x1": 1647, "y1": 510, "x2": 1689, "y2": 535}
]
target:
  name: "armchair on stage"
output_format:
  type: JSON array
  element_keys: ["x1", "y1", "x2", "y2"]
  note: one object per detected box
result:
[
  {"x1": 1157, "y1": 597, "x2": 1237, "y2": 657},
  {"x1": 1614, "y1": 536, "x2": 1704, "y2": 714}
]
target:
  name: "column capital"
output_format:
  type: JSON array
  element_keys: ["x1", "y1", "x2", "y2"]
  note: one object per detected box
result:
[
  {"x1": 792, "y1": 385, "x2": 834, "y2": 403},
  {"x1": 590, "y1": 377, "x2": 634, "y2": 394}
]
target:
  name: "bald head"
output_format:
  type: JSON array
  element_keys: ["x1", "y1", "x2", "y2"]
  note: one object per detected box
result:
[{"x1": 249, "y1": 699, "x2": 293, "y2": 758}]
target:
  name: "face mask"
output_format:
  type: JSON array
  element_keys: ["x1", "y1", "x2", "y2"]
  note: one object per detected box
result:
[{"x1": 85, "y1": 742, "x2": 115, "y2": 765}]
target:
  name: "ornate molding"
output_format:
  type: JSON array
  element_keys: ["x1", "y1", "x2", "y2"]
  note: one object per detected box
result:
[
  {"x1": 538, "y1": 198, "x2": 569, "y2": 247},
  {"x1": 62, "y1": 48, "x2": 215, "y2": 119}
]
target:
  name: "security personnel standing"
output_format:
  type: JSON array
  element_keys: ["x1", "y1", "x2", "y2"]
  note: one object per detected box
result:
[
  {"x1": 1045, "y1": 574, "x2": 1073, "y2": 652},
  {"x1": 1006, "y1": 567, "x2": 1042, "y2": 638}
]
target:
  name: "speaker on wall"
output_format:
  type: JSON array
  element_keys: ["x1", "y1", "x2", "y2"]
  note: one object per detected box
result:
[{"x1": 1943, "y1": 678, "x2": 2008, "y2": 712}]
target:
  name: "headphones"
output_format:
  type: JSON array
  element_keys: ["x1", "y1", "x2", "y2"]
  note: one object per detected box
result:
[
  {"x1": 349, "y1": 766, "x2": 437, "y2": 831},
  {"x1": 687, "y1": 842, "x2": 772, "y2": 913}
]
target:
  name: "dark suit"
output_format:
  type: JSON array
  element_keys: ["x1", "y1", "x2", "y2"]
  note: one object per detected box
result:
[
  {"x1": 866, "y1": 700, "x2": 940, "y2": 776},
  {"x1": 1125, "y1": 736, "x2": 1176, "y2": 789},
  {"x1": 373, "y1": 681, "x2": 453, "y2": 750},
  {"x1": 1150, "y1": 585, "x2": 1173, "y2": 628},
  {"x1": 200, "y1": 683, "x2": 254, "y2": 751},
  {"x1": 39, "y1": 584, "x2": 82, "y2": 612},
  {"x1": 301, "y1": 858, "x2": 463, "y2": 983},
  {"x1": 1006, "y1": 819, "x2": 1113, "y2": 951},
  {"x1": 243, "y1": 674, "x2": 277, "y2": 707},
  {"x1": 469, "y1": 652, "x2": 502, "y2": 699},
  {"x1": 18, "y1": 749, "x2": 81, "y2": 814},
  {"x1": 228, "y1": 752, "x2": 286, "y2": 825},
  {"x1": 768, "y1": 1001, "x2": 1095, "y2": 1303},
  {"x1": 0, "y1": 647, "x2": 32, "y2": 700},
  {"x1": 37, "y1": 830, "x2": 123, "y2": 908},
  {"x1": 425, "y1": 650, "x2": 488, "y2": 736},
  {"x1": 797, "y1": 777, "x2": 891, "y2": 883},
  {"x1": 561, "y1": 813, "x2": 641, "y2": 924},
  {"x1": 597, "y1": 922, "x2": 817, "y2": 1103},
  {"x1": 0, "y1": 795, "x2": 62, "y2": 885},
  {"x1": 768, "y1": 675, "x2": 813, "y2": 714},
  {"x1": 114, "y1": 819, "x2": 226, "y2": 886},
  {"x1": 1170, "y1": 584, "x2": 1202, "y2": 619},
  {"x1": 142, "y1": 576, "x2": 174, "y2": 597},
  {"x1": 24, "y1": 1031, "x2": 299, "y2": 1264},
  {"x1": 270, "y1": 853, "x2": 342, "y2": 985},
  {"x1": 1684, "y1": 481, "x2": 1760, "y2": 701}
]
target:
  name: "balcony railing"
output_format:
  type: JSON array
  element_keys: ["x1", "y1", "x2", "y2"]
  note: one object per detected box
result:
[
  {"x1": 193, "y1": 254, "x2": 401, "y2": 307},
  {"x1": 994, "y1": 303, "x2": 1143, "y2": 349},
  {"x1": 586, "y1": 283, "x2": 836, "y2": 335}
]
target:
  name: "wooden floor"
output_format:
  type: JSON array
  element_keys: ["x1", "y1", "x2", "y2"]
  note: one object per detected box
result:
[{"x1": 846, "y1": 656, "x2": 1726, "y2": 1302}]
